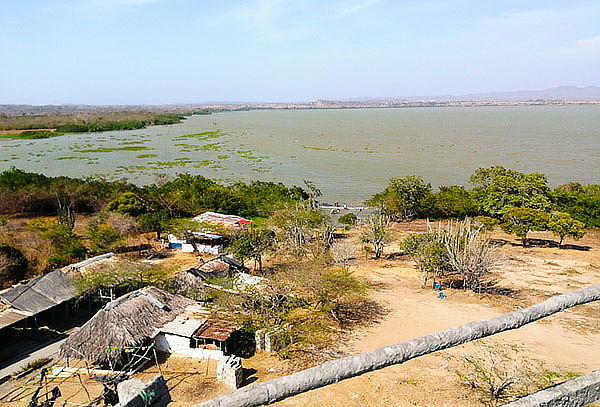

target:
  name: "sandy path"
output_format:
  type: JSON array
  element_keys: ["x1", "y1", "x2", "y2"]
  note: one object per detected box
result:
[{"x1": 270, "y1": 225, "x2": 600, "y2": 407}]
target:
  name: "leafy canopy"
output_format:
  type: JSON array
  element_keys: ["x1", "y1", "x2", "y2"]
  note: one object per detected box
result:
[
  {"x1": 500, "y1": 207, "x2": 549, "y2": 243},
  {"x1": 470, "y1": 166, "x2": 551, "y2": 216},
  {"x1": 367, "y1": 176, "x2": 431, "y2": 221},
  {"x1": 547, "y1": 212, "x2": 585, "y2": 247}
]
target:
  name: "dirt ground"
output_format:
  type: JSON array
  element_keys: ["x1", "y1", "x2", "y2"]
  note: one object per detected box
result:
[
  {"x1": 264, "y1": 223, "x2": 600, "y2": 407},
  {"x1": 2, "y1": 221, "x2": 599, "y2": 406},
  {"x1": 188, "y1": 222, "x2": 600, "y2": 406}
]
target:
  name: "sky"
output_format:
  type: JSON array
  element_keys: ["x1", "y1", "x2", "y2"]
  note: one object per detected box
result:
[{"x1": 1, "y1": 0, "x2": 599, "y2": 104}]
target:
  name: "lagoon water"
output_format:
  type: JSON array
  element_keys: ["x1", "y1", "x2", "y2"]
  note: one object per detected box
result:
[{"x1": 1, "y1": 106, "x2": 599, "y2": 203}]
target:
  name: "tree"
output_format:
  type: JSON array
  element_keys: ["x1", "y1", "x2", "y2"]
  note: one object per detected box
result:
[
  {"x1": 470, "y1": 167, "x2": 551, "y2": 217},
  {"x1": 475, "y1": 216, "x2": 500, "y2": 231},
  {"x1": 86, "y1": 213, "x2": 124, "y2": 254},
  {"x1": 551, "y1": 183, "x2": 600, "y2": 228},
  {"x1": 0, "y1": 244, "x2": 28, "y2": 288},
  {"x1": 547, "y1": 212, "x2": 585, "y2": 248},
  {"x1": 106, "y1": 192, "x2": 149, "y2": 216},
  {"x1": 32, "y1": 221, "x2": 87, "y2": 267},
  {"x1": 401, "y1": 220, "x2": 497, "y2": 290},
  {"x1": 367, "y1": 176, "x2": 431, "y2": 221},
  {"x1": 303, "y1": 180, "x2": 322, "y2": 209},
  {"x1": 268, "y1": 203, "x2": 325, "y2": 256},
  {"x1": 428, "y1": 185, "x2": 478, "y2": 219},
  {"x1": 232, "y1": 229, "x2": 276, "y2": 273},
  {"x1": 440, "y1": 220, "x2": 498, "y2": 291},
  {"x1": 361, "y1": 213, "x2": 390, "y2": 259},
  {"x1": 52, "y1": 178, "x2": 83, "y2": 229},
  {"x1": 138, "y1": 210, "x2": 171, "y2": 240},
  {"x1": 500, "y1": 207, "x2": 549, "y2": 246},
  {"x1": 106, "y1": 212, "x2": 138, "y2": 239},
  {"x1": 401, "y1": 232, "x2": 450, "y2": 286},
  {"x1": 338, "y1": 213, "x2": 358, "y2": 226}
]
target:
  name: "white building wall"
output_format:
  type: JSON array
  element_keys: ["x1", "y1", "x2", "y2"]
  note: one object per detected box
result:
[
  {"x1": 180, "y1": 243, "x2": 223, "y2": 254},
  {"x1": 154, "y1": 333, "x2": 225, "y2": 360}
]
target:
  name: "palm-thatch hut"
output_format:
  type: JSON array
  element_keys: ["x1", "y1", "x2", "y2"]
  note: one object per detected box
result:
[
  {"x1": 60, "y1": 286, "x2": 195, "y2": 369},
  {"x1": 168, "y1": 255, "x2": 248, "y2": 296}
]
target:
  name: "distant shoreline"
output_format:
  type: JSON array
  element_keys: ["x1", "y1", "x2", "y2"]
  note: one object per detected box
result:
[{"x1": 2, "y1": 99, "x2": 600, "y2": 117}]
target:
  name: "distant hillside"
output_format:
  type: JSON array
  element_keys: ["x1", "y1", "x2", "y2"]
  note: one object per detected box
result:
[
  {"x1": 357, "y1": 86, "x2": 600, "y2": 103},
  {"x1": 1, "y1": 86, "x2": 599, "y2": 114}
]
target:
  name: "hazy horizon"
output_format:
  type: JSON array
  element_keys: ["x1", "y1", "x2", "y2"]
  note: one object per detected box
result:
[{"x1": 2, "y1": 1, "x2": 599, "y2": 105}]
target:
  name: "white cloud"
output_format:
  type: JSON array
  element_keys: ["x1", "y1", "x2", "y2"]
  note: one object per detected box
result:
[
  {"x1": 86, "y1": 0, "x2": 162, "y2": 6},
  {"x1": 576, "y1": 35, "x2": 600, "y2": 50},
  {"x1": 330, "y1": 0, "x2": 382, "y2": 20},
  {"x1": 208, "y1": 0, "x2": 381, "y2": 43},
  {"x1": 553, "y1": 34, "x2": 600, "y2": 63},
  {"x1": 481, "y1": 6, "x2": 595, "y2": 27}
]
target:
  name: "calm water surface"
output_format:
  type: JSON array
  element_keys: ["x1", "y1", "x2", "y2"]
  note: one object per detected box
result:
[{"x1": 1, "y1": 106, "x2": 598, "y2": 203}]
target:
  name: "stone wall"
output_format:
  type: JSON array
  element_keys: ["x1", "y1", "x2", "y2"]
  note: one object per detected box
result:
[
  {"x1": 116, "y1": 375, "x2": 170, "y2": 407},
  {"x1": 501, "y1": 369, "x2": 600, "y2": 407},
  {"x1": 255, "y1": 328, "x2": 290, "y2": 352},
  {"x1": 216, "y1": 356, "x2": 243, "y2": 388}
]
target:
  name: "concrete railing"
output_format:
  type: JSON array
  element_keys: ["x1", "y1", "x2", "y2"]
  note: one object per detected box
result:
[
  {"x1": 194, "y1": 284, "x2": 600, "y2": 407},
  {"x1": 501, "y1": 369, "x2": 600, "y2": 407}
]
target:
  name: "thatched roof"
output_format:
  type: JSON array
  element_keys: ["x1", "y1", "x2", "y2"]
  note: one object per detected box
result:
[
  {"x1": 170, "y1": 271, "x2": 206, "y2": 294},
  {"x1": 187, "y1": 255, "x2": 248, "y2": 281},
  {"x1": 61, "y1": 286, "x2": 195, "y2": 366}
]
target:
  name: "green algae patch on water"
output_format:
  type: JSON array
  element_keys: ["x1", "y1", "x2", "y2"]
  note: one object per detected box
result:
[
  {"x1": 173, "y1": 130, "x2": 228, "y2": 141},
  {"x1": 174, "y1": 142, "x2": 223, "y2": 152},
  {"x1": 118, "y1": 140, "x2": 147, "y2": 146},
  {"x1": 148, "y1": 159, "x2": 215, "y2": 169},
  {"x1": 55, "y1": 156, "x2": 83, "y2": 161},
  {"x1": 303, "y1": 145, "x2": 336, "y2": 152},
  {"x1": 74, "y1": 146, "x2": 151, "y2": 153},
  {"x1": 137, "y1": 154, "x2": 157, "y2": 158}
]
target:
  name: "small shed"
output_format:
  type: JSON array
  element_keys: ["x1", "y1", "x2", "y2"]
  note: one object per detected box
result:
[
  {"x1": 154, "y1": 310, "x2": 239, "y2": 360},
  {"x1": 167, "y1": 232, "x2": 223, "y2": 254}
]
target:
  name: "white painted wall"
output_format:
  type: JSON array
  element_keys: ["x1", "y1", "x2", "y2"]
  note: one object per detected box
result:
[
  {"x1": 180, "y1": 243, "x2": 223, "y2": 254},
  {"x1": 154, "y1": 333, "x2": 225, "y2": 360}
]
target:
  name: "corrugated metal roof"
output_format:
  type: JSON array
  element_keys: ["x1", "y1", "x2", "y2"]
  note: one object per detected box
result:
[
  {"x1": 65, "y1": 252, "x2": 114, "y2": 270},
  {"x1": 159, "y1": 317, "x2": 206, "y2": 338},
  {"x1": 192, "y1": 212, "x2": 253, "y2": 226},
  {"x1": 194, "y1": 321, "x2": 236, "y2": 342},
  {"x1": 0, "y1": 270, "x2": 76, "y2": 315}
]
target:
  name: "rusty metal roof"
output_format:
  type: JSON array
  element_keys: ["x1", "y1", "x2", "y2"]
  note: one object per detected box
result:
[{"x1": 194, "y1": 321, "x2": 236, "y2": 342}]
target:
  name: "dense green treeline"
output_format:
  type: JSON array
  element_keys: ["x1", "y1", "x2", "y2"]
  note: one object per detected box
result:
[
  {"x1": 367, "y1": 166, "x2": 599, "y2": 229},
  {"x1": 55, "y1": 113, "x2": 185, "y2": 133},
  {"x1": 0, "y1": 111, "x2": 191, "y2": 131},
  {"x1": 0, "y1": 130, "x2": 62, "y2": 139},
  {"x1": 0, "y1": 168, "x2": 308, "y2": 277},
  {"x1": 0, "y1": 168, "x2": 307, "y2": 220}
]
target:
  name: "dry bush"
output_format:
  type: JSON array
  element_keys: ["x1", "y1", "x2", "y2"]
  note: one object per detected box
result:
[
  {"x1": 402, "y1": 219, "x2": 500, "y2": 291},
  {"x1": 211, "y1": 258, "x2": 379, "y2": 365},
  {"x1": 439, "y1": 219, "x2": 500, "y2": 291},
  {"x1": 453, "y1": 342, "x2": 580, "y2": 406},
  {"x1": 361, "y1": 213, "x2": 390, "y2": 259},
  {"x1": 330, "y1": 241, "x2": 355, "y2": 270}
]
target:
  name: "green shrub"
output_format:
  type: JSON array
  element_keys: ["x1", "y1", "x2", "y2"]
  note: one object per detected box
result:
[{"x1": 338, "y1": 213, "x2": 358, "y2": 226}]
